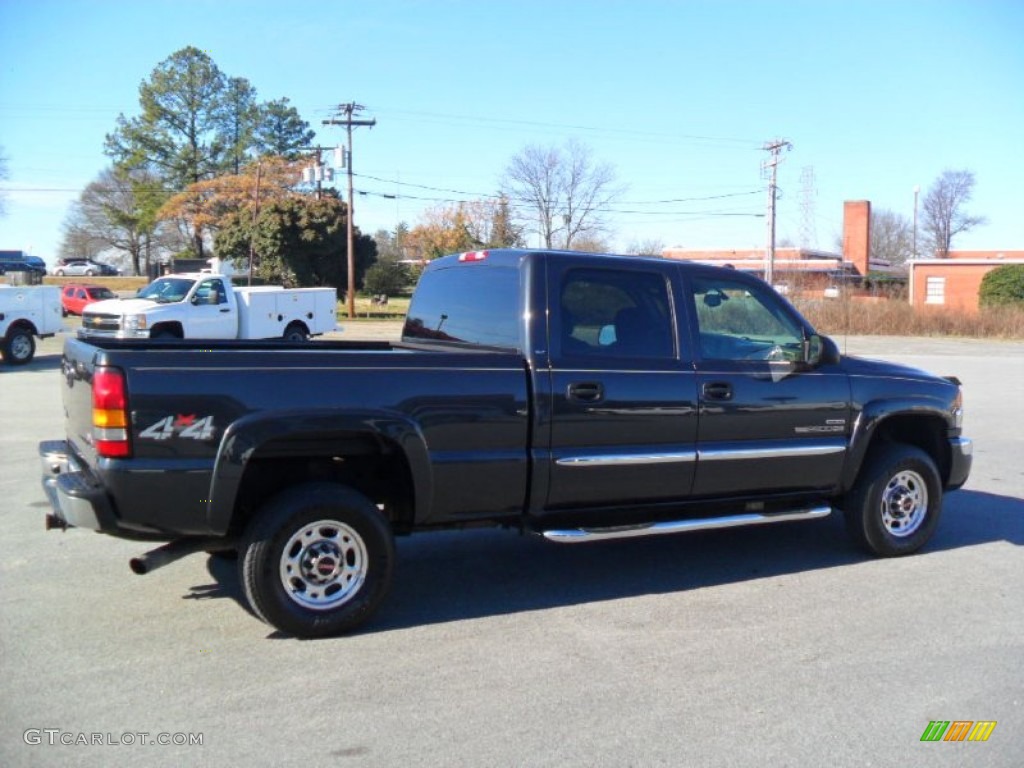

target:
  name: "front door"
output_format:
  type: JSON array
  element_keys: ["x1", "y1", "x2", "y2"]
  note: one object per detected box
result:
[
  {"x1": 189, "y1": 277, "x2": 236, "y2": 338},
  {"x1": 683, "y1": 272, "x2": 850, "y2": 497}
]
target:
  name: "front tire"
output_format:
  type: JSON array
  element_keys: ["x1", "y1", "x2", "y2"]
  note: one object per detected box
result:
[
  {"x1": 843, "y1": 443, "x2": 942, "y2": 556},
  {"x1": 240, "y1": 483, "x2": 395, "y2": 637},
  {"x1": 3, "y1": 329, "x2": 36, "y2": 365}
]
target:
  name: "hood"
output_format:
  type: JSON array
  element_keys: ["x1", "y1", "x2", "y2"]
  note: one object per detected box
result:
[
  {"x1": 841, "y1": 354, "x2": 949, "y2": 384},
  {"x1": 83, "y1": 298, "x2": 160, "y2": 315}
]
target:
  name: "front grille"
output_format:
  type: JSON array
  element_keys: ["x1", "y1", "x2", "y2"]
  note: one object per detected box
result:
[{"x1": 82, "y1": 313, "x2": 122, "y2": 332}]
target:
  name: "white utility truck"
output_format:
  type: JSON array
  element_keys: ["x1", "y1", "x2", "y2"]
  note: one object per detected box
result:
[
  {"x1": 79, "y1": 274, "x2": 337, "y2": 341},
  {"x1": 0, "y1": 285, "x2": 63, "y2": 365}
]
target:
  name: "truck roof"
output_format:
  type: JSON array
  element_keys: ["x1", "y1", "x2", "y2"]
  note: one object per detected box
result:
[{"x1": 430, "y1": 248, "x2": 749, "y2": 275}]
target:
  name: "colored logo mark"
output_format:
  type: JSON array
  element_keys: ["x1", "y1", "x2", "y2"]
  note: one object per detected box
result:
[{"x1": 920, "y1": 721, "x2": 997, "y2": 742}]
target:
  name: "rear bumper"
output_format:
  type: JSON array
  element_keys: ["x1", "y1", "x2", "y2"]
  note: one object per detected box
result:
[
  {"x1": 39, "y1": 440, "x2": 118, "y2": 532},
  {"x1": 947, "y1": 436, "x2": 973, "y2": 490}
]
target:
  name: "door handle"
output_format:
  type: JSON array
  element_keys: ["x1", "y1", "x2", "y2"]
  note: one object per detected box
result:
[
  {"x1": 568, "y1": 382, "x2": 603, "y2": 402},
  {"x1": 703, "y1": 381, "x2": 733, "y2": 400},
  {"x1": 220, "y1": 308, "x2": 230, "y2": 313}
]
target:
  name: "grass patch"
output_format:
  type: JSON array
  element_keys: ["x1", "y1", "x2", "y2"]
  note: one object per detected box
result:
[{"x1": 795, "y1": 298, "x2": 1024, "y2": 339}]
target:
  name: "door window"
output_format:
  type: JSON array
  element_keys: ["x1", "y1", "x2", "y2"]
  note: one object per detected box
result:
[
  {"x1": 689, "y1": 276, "x2": 803, "y2": 362},
  {"x1": 558, "y1": 268, "x2": 674, "y2": 360},
  {"x1": 195, "y1": 278, "x2": 226, "y2": 305}
]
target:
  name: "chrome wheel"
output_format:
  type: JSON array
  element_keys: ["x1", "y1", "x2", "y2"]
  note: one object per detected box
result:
[
  {"x1": 278, "y1": 519, "x2": 368, "y2": 611},
  {"x1": 879, "y1": 469, "x2": 928, "y2": 538},
  {"x1": 10, "y1": 334, "x2": 33, "y2": 360}
]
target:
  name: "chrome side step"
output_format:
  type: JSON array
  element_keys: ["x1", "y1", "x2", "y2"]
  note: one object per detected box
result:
[{"x1": 541, "y1": 505, "x2": 832, "y2": 544}]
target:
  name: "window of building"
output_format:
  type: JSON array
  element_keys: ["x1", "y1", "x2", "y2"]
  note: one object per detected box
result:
[{"x1": 925, "y1": 276, "x2": 946, "y2": 305}]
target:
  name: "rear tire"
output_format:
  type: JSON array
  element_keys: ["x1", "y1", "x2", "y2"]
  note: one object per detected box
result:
[
  {"x1": 3, "y1": 329, "x2": 36, "y2": 365},
  {"x1": 240, "y1": 483, "x2": 395, "y2": 637},
  {"x1": 843, "y1": 443, "x2": 942, "y2": 556},
  {"x1": 282, "y1": 322, "x2": 309, "y2": 342}
]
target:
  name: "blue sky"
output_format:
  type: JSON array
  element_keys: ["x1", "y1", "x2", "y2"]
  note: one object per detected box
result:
[{"x1": 1, "y1": 0, "x2": 1022, "y2": 265}]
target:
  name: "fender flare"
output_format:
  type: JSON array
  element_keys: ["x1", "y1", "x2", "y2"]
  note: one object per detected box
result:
[
  {"x1": 205, "y1": 408, "x2": 433, "y2": 534},
  {"x1": 840, "y1": 398, "x2": 952, "y2": 491}
]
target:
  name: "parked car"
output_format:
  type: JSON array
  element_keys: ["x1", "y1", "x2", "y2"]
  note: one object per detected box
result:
[
  {"x1": 53, "y1": 259, "x2": 120, "y2": 277},
  {"x1": 60, "y1": 284, "x2": 118, "y2": 316},
  {"x1": 40, "y1": 248, "x2": 973, "y2": 637},
  {"x1": 79, "y1": 273, "x2": 337, "y2": 340},
  {"x1": 0, "y1": 251, "x2": 47, "y2": 277}
]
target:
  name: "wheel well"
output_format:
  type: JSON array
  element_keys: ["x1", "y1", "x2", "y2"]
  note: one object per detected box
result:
[
  {"x1": 6, "y1": 319, "x2": 38, "y2": 338},
  {"x1": 230, "y1": 434, "x2": 416, "y2": 535},
  {"x1": 150, "y1": 322, "x2": 183, "y2": 338},
  {"x1": 869, "y1": 414, "x2": 950, "y2": 482}
]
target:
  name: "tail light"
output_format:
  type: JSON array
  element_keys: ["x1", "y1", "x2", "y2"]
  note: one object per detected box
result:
[{"x1": 93, "y1": 366, "x2": 131, "y2": 458}]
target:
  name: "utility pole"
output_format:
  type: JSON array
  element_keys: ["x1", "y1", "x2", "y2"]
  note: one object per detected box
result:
[
  {"x1": 323, "y1": 103, "x2": 376, "y2": 319},
  {"x1": 762, "y1": 139, "x2": 792, "y2": 287}
]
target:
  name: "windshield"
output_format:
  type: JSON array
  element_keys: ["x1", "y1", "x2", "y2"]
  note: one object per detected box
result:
[{"x1": 136, "y1": 277, "x2": 196, "y2": 303}]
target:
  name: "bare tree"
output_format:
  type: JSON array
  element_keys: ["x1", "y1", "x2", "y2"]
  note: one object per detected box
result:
[
  {"x1": 625, "y1": 238, "x2": 666, "y2": 257},
  {"x1": 60, "y1": 167, "x2": 169, "y2": 276},
  {"x1": 870, "y1": 209, "x2": 913, "y2": 265},
  {"x1": 921, "y1": 169, "x2": 986, "y2": 257},
  {"x1": 502, "y1": 139, "x2": 623, "y2": 249}
]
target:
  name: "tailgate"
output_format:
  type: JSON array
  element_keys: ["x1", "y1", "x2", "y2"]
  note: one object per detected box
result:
[{"x1": 61, "y1": 336, "x2": 103, "y2": 467}]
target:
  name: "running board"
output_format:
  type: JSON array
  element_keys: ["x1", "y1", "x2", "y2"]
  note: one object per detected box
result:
[{"x1": 541, "y1": 505, "x2": 832, "y2": 544}]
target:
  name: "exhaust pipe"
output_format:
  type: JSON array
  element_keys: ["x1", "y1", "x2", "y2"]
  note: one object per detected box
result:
[
  {"x1": 45, "y1": 513, "x2": 68, "y2": 531},
  {"x1": 129, "y1": 538, "x2": 229, "y2": 575}
]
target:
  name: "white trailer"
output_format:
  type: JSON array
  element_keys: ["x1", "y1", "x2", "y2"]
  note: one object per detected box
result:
[{"x1": 0, "y1": 285, "x2": 64, "y2": 365}]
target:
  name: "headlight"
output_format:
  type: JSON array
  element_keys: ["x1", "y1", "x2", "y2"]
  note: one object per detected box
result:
[
  {"x1": 123, "y1": 314, "x2": 148, "y2": 332},
  {"x1": 951, "y1": 389, "x2": 963, "y2": 429}
]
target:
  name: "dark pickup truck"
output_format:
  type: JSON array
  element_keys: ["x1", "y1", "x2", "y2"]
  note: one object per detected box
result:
[{"x1": 40, "y1": 249, "x2": 972, "y2": 637}]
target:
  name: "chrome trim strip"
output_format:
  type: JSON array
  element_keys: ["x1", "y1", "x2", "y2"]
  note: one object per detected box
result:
[
  {"x1": 543, "y1": 505, "x2": 832, "y2": 543},
  {"x1": 556, "y1": 451, "x2": 697, "y2": 467},
  {"x1": 698, "y1": 442, "x2": 846, "y2": 462}
]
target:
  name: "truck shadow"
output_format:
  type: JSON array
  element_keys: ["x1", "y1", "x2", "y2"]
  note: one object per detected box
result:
[
  {"x1": 197, "y1": 489, "x2": 1022, "y2": 637},
  {"x1": 4, "y1": 350, "x2": 63, "y2": 371}
]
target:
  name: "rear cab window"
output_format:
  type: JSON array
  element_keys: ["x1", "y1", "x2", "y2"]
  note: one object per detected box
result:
[{"x1": 403, "y1": 252, "x2": 523, "y2": 350}]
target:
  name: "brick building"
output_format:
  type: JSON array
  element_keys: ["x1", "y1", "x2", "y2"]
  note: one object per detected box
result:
[
  {"x1": 662, "y1": 200, "x2": 903, "y2": 294},
  {"x1": 908, "y1": 251, "x2": 1024, "y2": 312}
]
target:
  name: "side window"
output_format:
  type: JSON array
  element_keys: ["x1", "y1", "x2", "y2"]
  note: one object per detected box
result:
[
  {"x1": 559, "y1": 268, "x2": 674, "y2": 359},
  {"x1": 690, "y1": 276, "x2": 804, "y2": 361},
  {"x1": 195, "y1": 278, "x2": 225, "y2": 305}
]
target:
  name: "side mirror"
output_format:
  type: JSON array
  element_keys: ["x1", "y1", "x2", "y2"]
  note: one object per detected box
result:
[{"x1": 805, "y1": 334, "x2": 840, "y2": 367}]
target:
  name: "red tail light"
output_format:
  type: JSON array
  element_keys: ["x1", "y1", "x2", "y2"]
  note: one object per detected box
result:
[{"x1": 93, "y1": 366, "x2": 131, "y2": 458}]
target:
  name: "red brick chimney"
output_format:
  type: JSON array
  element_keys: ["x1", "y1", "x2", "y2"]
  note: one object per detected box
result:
[{"x1": 843, "y1": 200, "x2": 871, "y2": 276}]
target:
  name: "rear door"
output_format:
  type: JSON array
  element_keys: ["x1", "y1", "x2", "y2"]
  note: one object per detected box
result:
[
  {"x1": 540, "y1": 255, "x2": 699, "y2": 511},
  {"x1": 683, "y1": 270, "x2": 850, "y2": 496}
]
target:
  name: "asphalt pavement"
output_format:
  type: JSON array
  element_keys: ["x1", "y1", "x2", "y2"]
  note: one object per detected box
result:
[{"x1": 1, "y1": 329, "x2": 1022, "y2": 767}]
